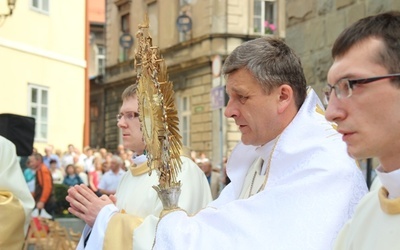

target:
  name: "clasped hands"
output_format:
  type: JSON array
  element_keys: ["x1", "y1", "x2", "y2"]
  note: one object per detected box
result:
[{"x1": 66, "y1": 184, "x2": 116, "y2": 227}]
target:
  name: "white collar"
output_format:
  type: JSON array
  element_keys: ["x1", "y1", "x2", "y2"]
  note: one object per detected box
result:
[
  {"x1": 133, "y1": 154, "x2": 147, "y2": 165},
  {"x1": 375, "y1": 166, "x2": 400, "y2": 199}
]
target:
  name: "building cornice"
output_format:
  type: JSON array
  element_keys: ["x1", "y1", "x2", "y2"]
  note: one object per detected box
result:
[
  {"x1": 0, "y1": 37, "x2": 86, "y2": 68},
  {"x1": 104, "y1": 33, "x2": 260, "y2": 86},
  {"x1": 160, "y1": 33, "x2": 260, "y2": 54}
]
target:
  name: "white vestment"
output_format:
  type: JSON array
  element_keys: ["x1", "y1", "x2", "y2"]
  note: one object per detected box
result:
[
  {"x1": 0, "y1": 136, "x2": 35, "y2": 249},
  {"x1": 153, "y1": 89, "x2": 368, "y2": 250},
  {"x1": 334, "y1": 187, "x2": 400, "y2": 250},
  {"x1": 334, "y1": 167, "x2": 400, "y2": 250},
  {"x1": 78, "y1": 155, "x2": 212, "y2": 249}
]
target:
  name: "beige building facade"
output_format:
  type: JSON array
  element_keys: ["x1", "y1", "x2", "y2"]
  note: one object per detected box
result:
[
  {"x1": 285, "y1": 0, "x2": 400, "y2": 98},
  {"x1": 0, "y1": 0, "x2": 86, "y2": 154},
  {"x1": 96, "y1": 0, "x2": 285, "y2": 166}
]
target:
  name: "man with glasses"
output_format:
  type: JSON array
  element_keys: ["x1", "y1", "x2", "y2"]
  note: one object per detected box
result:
[
  {"x1": 67, "y1": 84, "x2": 212, "y2": 249},
  {"x1": 324, "y1": 11, "x2": 400, "y2": 249}
]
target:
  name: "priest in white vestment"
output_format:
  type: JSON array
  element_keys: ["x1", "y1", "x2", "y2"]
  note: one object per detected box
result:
[
  {"x1": 0, "y1": 136, "x2": 35, "y2": 249},
  {"x1": 152, "y1": 37, "x2": 368, "y2": 250},
  {"x1": 70, "y1": 84, "x2": 212, "y2": 250}
]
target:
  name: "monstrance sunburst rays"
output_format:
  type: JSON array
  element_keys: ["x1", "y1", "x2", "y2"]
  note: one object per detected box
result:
[{"x1": 135, "y1": 15, "x2": 182, "y2": 190}]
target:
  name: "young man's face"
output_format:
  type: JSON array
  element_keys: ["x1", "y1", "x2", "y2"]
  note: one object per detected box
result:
[
  {"x1": 224, "y1": 68, "x2": 285, "y2": 146},
  {"x1": 117, "y1": 96, "x2": 146, "y2": 154},
  {"x1": 325, "y1": 38, "x2": 400, "y2": 171}
]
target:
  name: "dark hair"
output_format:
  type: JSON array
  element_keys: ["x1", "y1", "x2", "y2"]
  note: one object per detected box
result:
[
  {"x1": 222, "y1": 36, "x2": 307, "y2": 109},
  {"x1": 65, "y1": 164, "x2": 76, "y2": 172},
  {"x1": 332, "y1": 11, "x2": 400, "y2": 78},
  {"x1": 49, "y1": 159, "x2": 57, "y2": 164}
]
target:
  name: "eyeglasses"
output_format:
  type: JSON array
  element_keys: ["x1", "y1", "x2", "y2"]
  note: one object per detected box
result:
[
  {"x1": 116, "y1": 111, "x2": 139, "y2": 121},
  {"x1": 323, "y1": 73, "x2": 400, "y2": 103}
]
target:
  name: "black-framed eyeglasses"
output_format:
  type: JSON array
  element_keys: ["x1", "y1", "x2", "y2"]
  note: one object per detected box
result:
[
  {"x1": 323, "y1": 73, "x2": 400, "y2": 104},
  {"x1": 116, "y1": 111, "x2": 139, "y2": 121}
]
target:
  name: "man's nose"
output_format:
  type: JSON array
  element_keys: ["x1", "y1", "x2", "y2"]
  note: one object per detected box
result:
[
  {"x1": 224, "y1": 100, "x2": 238, "y2": 118},
  {"x1": 325, "y1": 94, "x2": 345, "y2": 122},
  {"x1": 117, "y1": 118, "x2": 127, "y2": 128}
]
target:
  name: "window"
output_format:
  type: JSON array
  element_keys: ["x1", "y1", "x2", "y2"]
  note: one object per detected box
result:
[
  {"x1": 29, "y1": 84, "x2": 49, "y2": 141},
  {"x1": 253, "y1": 0, "x2": 276, "y2": 35},
  {"x1": 97, "y1": 45, "x2": 106, "y2": 76},
  {"x1": 178, "y1": 96, "x2": 191, "y2": 147},
  {"x1": 31, "y1": 0, "x2": 49, "y2": 14},
  {"x1": 119, "y1": 14, "x2": 130, "y2": 62}
]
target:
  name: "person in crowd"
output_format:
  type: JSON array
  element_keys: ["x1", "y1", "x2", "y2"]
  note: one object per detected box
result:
[
  {"x1": 199, "y1": 152, "x2": 209, "y2": 162},
  {"x1": 75, "y1": 164, "x2": 89, "y2": 186},
  {"x1": 148, "y1": 37, "x2": 368, "y2": 249},
  {"x1": 67, "y1": 84, "x2": 212, "y2": 249},
  {"x1": 0, "y1": 136, "x2": 35, "y2": 249},
  {"x1": 199, "y1": 160, "x2": 221, "y2": 200},
  {"x1": 116, "y1": 144, "x2": 125, "y2": 156},
  {"x1": 101, "y1": 152, "x2": 113, "y2": 173},
  {"x1": 190, "y1": 150, "x2": 197, "y2": 163},
  {"x1": 23, "y1": 159, "x2": 36, "y2": 194},
  {"x1": 63, "y1": 164, "x2": 83, "y2": 187},
  {"x1": 119, "y1": 151, "x2": 131, "y2": 171},
  {"x1": 50, "y1": 159, "x2": 64, "y2": 184},
  {"x1": 88, "y1": 156, "x2": 102, "y2": 195},
  {"x1": 97, "y1": 155, "x2": 125, "y2": 196},
  {"x1": 43, "y1": 145, "x2": 61, "y2": 169},
  {"x1": 61, "y1": 144, "x2": 76, "y2": 168},
  {"x1": 323, "y1": 11, "x2": 400, "y2": 250},
  {"x1": 28, "y1": 152, "x2": 56, "y2": 216},
  {"x1": 83, "y1": 146, "x2": 95, "y2": 173},
  {"x1": 99, "y1": 148, "x2": 108, "y2": 161}
]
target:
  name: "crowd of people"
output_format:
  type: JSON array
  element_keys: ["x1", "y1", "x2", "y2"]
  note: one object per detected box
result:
[
  {"x1": 20, "y1": 135, "x2": 226, "y2": 219},
  {"x1": 21, "y1": 143, "x2": 136, "y2": 216},
  {"x1": 191, "y1": 152, "x2": 229, "y2": 200}
]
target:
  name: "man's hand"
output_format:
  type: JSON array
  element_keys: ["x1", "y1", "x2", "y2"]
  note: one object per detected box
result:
[
  {"x1": 66, "y1": 184, "x2": 114, "y2": 227},
  {"x1": 36, "y1": 201, "x2": 45, "y2": 210}
]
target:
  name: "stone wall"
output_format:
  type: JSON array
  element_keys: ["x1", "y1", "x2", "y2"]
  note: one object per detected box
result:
[{"x1": 285, "y1": 0, "x2": 400, "y2": 99}]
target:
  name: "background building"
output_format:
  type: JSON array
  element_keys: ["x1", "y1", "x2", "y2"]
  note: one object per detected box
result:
[
  {"x1": 0, "y1": 0, "x2": 86, "y2": 153},
  {"x1": 95, "y1": 0, "x2": 285, "y2": 168},
  {"x1": 88, "y1": 0, "x2": 106, "y2": 148}
]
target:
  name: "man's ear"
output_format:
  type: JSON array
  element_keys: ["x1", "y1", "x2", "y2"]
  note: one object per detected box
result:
[{"x1": 277, "y1": 84, "x2": 293, "y2": 114}]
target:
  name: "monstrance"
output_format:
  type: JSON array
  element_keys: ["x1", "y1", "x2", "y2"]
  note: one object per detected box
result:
[{"x1": 134, "y1": 15, "x2": 183, "y2": 210}]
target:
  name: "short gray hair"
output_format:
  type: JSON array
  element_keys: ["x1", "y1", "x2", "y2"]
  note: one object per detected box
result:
[
  {"x1": 111, "y1": 155, "x2": 123, "y2": 164},
  {"x1": 222, "y1": 37, "x2": 307, "y2": 109}
]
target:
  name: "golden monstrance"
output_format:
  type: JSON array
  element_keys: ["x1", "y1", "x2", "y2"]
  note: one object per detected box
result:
[{"x1": 134, "y1": 15, "x2": 183, "y2": 210}]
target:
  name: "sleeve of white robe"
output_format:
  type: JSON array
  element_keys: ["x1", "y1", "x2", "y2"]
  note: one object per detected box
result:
[
  {"x1": 0, "y1": 136, "x2": 35, "y2": 235},
  {"x1": 81, "y1": 204, "x2": 119, "y2": 249},
  {"x1": 153, "y1": 158, "x2": 367, "y2": 250}
]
